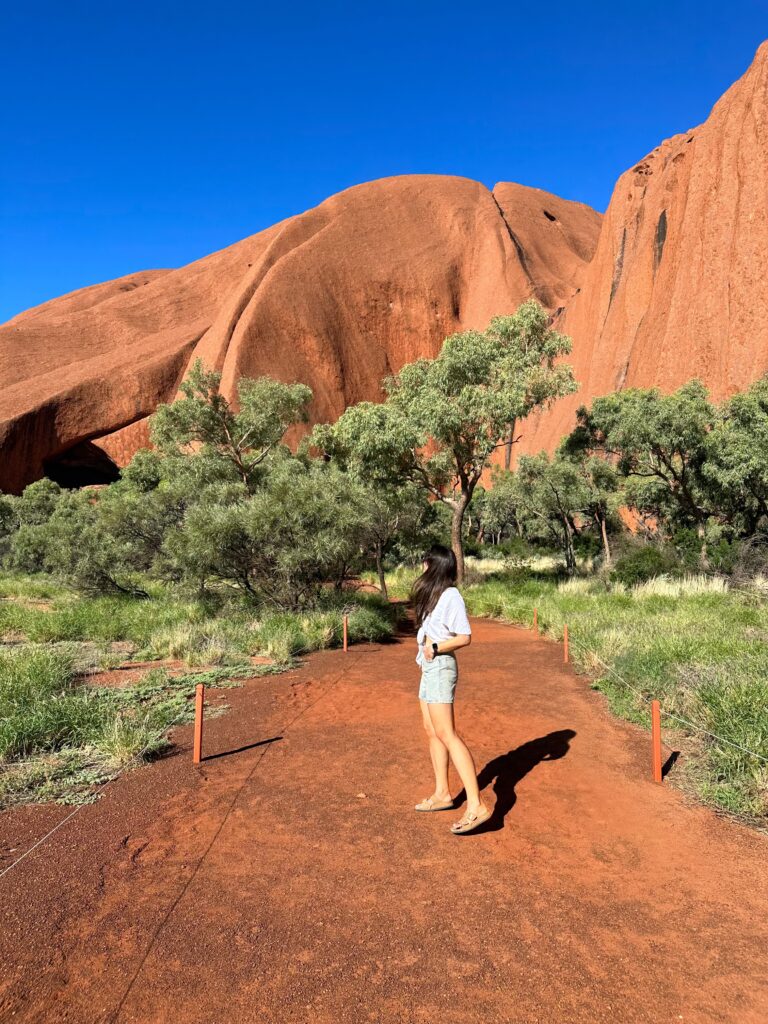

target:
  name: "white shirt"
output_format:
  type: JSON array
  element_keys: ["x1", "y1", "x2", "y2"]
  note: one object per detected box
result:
[{"x1": 416, "y1": 587, "x2": 472, "y2": 662}]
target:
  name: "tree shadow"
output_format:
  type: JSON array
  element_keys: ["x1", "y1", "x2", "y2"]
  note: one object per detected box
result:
[{"x1": 454, "y1": 729, "x2": 576, "y2": 834}]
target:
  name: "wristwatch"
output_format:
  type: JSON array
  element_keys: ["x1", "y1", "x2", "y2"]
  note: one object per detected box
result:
[{"x1": 432, "y1": 642, "x2": 439, "y2": 657}]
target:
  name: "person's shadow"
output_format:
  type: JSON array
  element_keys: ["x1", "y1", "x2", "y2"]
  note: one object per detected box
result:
[{"x1": 454, "y1": 729, "x2": 576, "y2": 834}]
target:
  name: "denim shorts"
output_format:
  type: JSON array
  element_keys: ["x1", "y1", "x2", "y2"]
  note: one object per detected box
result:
[{"x1": 418, "y1": 653, "x2": 458, "y2": 704}]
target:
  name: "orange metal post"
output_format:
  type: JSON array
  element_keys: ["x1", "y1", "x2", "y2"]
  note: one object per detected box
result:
[
  {"x1": 193, "y1": 683, "x2": 205, "y2": 764},
  {"x1": 651, "y1": 699, "x2": 663, "y2": 783},
  {"x1": 563, "y1": 624, "x2": 569, "y2": 663},
  {"x1": 343, "y1": 614, "x2": 348, "y2": 653},
  {"x1": 533, "y1": 607, "x2": 538, "y2": 634}
]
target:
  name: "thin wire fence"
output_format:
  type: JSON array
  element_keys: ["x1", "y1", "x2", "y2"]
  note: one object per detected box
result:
[
  {"x1": 0, "y1": 633, "x2": 366, "y2": 883},
  {"x1": 0, "y1": 698, "x2": 199, "y2": 881},
  {"x1": 559, "y1": 622, "x2": 767, "y2": 765}
]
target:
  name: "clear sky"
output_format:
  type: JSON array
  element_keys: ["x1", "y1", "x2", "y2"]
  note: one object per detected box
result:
[{"x1": 1, "y1": 1, "x2": 766, "y2": 322}]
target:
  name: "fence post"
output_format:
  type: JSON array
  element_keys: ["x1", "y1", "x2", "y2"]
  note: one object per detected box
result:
[
  {"x1": 533, "y1": 607, "x2": 538, "y2": 634},
  {"x1": 563, "y1": 624, "x2": 569, "y2": 663},
  {"x1": 193, "y1": 683, "x2": 205, "y2": 764},
  {"x1": 343, "y1": 614, "x2": 349, "y2": 653},
  {"x1": 651, "y1": 699, "x2": 663, "y2": 783}
]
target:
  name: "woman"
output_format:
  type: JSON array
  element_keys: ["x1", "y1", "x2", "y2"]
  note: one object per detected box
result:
[{"x1": 411, "y1": 544, "x2": 490, "y2": 835}]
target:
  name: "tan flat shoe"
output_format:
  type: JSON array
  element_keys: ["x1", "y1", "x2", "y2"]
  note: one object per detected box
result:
[
  {"x1": 415, "y1": 795, "x2": 454, "y2": 812},
  {"x1": 450, "y1": 805, "x2": 491, "y2": 834}
]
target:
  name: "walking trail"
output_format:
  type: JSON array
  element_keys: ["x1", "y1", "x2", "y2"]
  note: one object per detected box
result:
[{"x1": 1, "y1": 618, "x2": 766, "y2": 1024}]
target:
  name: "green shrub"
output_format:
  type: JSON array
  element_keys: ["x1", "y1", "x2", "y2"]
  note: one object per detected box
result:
[
  {"x1": 480, "y1": 537, "x2": 535, "y2": 560},
  {"x1": 251, "y1": 613, "x2": 311, "y2": 663},
  {"x1": 610, "y1": 545, "x2": 679, "y2": 586},
  {"x1": 346, "y1": 604, "x2": 396, "y2": 644}
]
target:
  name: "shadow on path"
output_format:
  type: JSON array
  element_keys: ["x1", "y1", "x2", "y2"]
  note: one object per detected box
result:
[
  {"x1": 456, "y1": 729, "x2": 576, "y2": 834},
  {"x1": 662, "y1": 750, "x2": 680, "y2": 778},
  {"x1": 203, "y1": 736, "x2": 283, "y2": 762}
]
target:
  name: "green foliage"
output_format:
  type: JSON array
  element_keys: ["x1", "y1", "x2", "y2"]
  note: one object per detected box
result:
[
  {"x1": 151, "y1": 360, "x2": 312, "y2": 494},
  {"x1": 672, "y1": 527, "x2": 740, "y2": 574},
  {"x1": 512, "y1": 454, "x2": 591, "y2": 574},
  {"x1": 0, "y1": 646, "x2": 81, "y2": 757},
  {"x1": 482, "y1": 471, "x2": 524, "y2": 541},
  {"x1": 560, "y1": 375, "x2": 768, "y2": 566},
  {"x1": 0, "y1": 647, "x2": 202, "y2": 805},
  {"x1": 610, "y1": 545, "x2": 680, "y2": 586},
  {"x1": 14, "y1": 478, "x2": 64, "y2": 525},
  {"x1": 166, "y1": 459, "x2": 369, "y2": 607},
  {"x1": 2, "y1": 479, "x2": 66, "y2": 573},
  {"x1": 314, "y1": 300, "x2": 576, "y2": 576},
  {"x1": 703, "y1": 376, "x2": 768, "y2": 534},
  {"x1": 244, "y1": 600, "x2": 395, "y2": 664},
  {"x1": 0, "y1": 364, "x2": 340, "y2": 604},
  {"x1": 567, "y1": 381, "x2": 717, "y2": 551},
  {"x1": 481, "y1": 450, "x2": 620, "y2": 570},
  {"x1": 350, "y1": 481, "x2": 432, "y2": 595}
]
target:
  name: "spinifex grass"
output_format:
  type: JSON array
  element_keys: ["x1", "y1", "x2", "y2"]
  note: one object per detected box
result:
[
  {"x1": 463, "y1": 573, "x2": 768, "y2": 821},
  {"x1": 0, "y1": 652, "x2": 282, "y2": 806},
  {"x1": 0, "y1": 573, "x2": 399, "y2": 666},
  {"x1": 0, "y1": 589, "x2": 209, "y2": 647},
  {"x1": 0, "y1": 572, "x2": 399, "y2": 805}
]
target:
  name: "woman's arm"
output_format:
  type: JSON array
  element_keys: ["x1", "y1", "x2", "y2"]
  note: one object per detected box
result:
[{"x1": 423, "y1": 633, "x2": 471, "y2": 660}]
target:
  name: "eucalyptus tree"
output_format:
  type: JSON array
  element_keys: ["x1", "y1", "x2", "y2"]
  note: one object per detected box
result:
[
  {"x1": 705, "y1": 376, "x2": 768, "y2": 535},
  {"x1": 568, "y1": 381, "x2": 717, "y2": 565},
  {"x1": 151, "y1": 359, "x2": 312, "y2": 495},
  {"x1": 313, "y1": 301, "x2": 576, "y2": 580},
  {"x1": 514, "y1": 454, "x2": 591, "y2": 575}
]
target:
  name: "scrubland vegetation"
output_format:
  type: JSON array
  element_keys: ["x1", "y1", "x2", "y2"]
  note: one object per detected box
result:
[
  {"x1": 0, "y1": 575, "x2": 396, "y2": 805},
  {"x1": 1, "y1": 300, "x2": 767, "y2": 821},
  {"x1": 466, "y1": 569, "x2": 767, "y2": 820}
]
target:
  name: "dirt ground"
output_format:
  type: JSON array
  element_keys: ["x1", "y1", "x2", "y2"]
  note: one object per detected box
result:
[{"x1": 1, "y1": 618, "x2": 766, "y2": 1024}]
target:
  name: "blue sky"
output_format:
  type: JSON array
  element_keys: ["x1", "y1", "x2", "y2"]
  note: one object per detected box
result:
[{"x1": 1, "y1": 1, "x2": 766, "y2": 322}]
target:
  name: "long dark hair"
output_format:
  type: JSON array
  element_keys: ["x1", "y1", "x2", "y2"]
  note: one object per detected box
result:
[{"x1": 411, "y1": 544, "x2": 458, "y2": 626}]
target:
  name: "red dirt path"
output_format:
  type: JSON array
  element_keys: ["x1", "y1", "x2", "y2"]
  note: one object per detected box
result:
[{"x1": 1, "y1": 619, "x2": 766, "y2": 1023}]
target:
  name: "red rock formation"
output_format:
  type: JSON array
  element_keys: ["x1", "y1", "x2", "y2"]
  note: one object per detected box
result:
[
  {"x1": 0, "y1": 227, "x2": 285, "y2": 491},
  {"x1": 491, "y1": 182, "x2": 602, "y2": 311},
  {"x1": 0, "y1": 176, "x2": 599, "y2": 492},
  {"x1": 4, "y1": 44, "x2": 768, "y2": 492},
  {"x1": 519, "y1": 41, "x2": 768, "y2": 454}
]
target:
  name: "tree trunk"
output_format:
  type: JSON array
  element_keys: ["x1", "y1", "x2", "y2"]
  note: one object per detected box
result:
[
  {"x1": 476, "y1": 524, "x2": 485, "y2": 543},
  {"x1": 697, "y1": 520, "x2": 709, "y2": 570},
  {"x1": 563, "y1": 516, "x2": 576, "y2": 576},
  {"x1": 375, "y1": 543, "x2": 388, "y2": 599},
  {"x1": 451, "y1": 497, "x2": 469, "y2": 583},
  {"x1": 598, "y1": 512, "x2": 611, "y2": 566},
  {"x1": 503, "y1": 418, "x2": 517, "y2": 471}
]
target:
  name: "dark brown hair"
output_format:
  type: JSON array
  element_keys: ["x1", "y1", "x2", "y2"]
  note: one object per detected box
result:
[{"x1": 411, "y1": 544, "x2": 458, "y2": 626}]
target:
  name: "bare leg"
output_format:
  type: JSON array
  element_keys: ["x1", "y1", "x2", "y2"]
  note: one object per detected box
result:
[
  {"x1": 419, "y1": 699, "x2": 451, "y2": 801},
  {"x1": 427, "y1": 702, "x2": 485, "y2": 813}
]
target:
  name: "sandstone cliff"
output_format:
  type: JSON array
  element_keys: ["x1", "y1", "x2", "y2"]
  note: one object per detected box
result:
[
  {"x1": 0, "y1": 177, "x2": 599, "y2": 491},
  {"x1": 519, "y1": 41, "x2": 768, "y2": 452}
]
